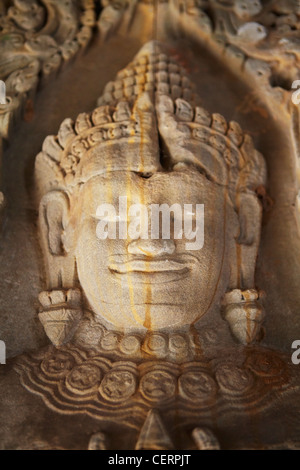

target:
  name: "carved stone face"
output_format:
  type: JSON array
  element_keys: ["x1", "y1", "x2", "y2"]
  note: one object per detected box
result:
[
  {"x1": 70, "y1": 166, "x2": 234, "y2": 331},
  {"x1": 35, "y1": 43, "x2": 266, "y2": 345}
]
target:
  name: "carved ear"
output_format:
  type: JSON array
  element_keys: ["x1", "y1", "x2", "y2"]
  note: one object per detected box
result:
[
  {"x1": 237, "y1": 192, "x2": 262, "y2": 247},
  {"x1": 231, "y1": 191, "x2": 263, "y2": 289},
  {"x1": 39, "y1": 191, "x2": 69, "y2": 256},
  {"x1": 225, "y1": 191, "x2": 265, "y2": 344},
  {"x1": 39, "y1": 191, "x2": 76, "y2": 289}
]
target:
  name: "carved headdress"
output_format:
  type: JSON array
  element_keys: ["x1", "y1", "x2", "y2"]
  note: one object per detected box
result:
[{"x1": 35, "y1": 41, "x2": 266, "y2": 203}]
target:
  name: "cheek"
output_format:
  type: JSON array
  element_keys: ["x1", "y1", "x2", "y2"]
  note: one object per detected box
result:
[
  {"x1": 76, "y1": 220, "x2": 103, "y2": 268},
  {"x1": 75, "y1": 221, "x2": 126, "y2": 272},
  {"x1": 76, "y1": 219, "x2": 97, "y2": 250}
]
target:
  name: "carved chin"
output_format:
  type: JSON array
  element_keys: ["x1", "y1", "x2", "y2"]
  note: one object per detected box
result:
[
  {"x1": 90, "y1": 302, "x2": 202, "y2": 331},
  {"x1": 75, "y1": 245, "x2": 225, "y2": 330},
  {"x1": 79, "y1": 272, "x2": 218, "y2": 331}
]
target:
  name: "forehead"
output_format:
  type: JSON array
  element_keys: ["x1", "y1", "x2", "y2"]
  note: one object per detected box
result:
[{"x1": 79, "y1": 168, "x2": 218, "y2": 206}]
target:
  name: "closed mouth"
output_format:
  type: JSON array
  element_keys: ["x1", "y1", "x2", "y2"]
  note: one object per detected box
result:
[
  {"x1": 108, "y1": 254, "x2": 197, "y2": 280},
  {"x1": 109, "y1": 259, "x2": 189, "y2": 274}
]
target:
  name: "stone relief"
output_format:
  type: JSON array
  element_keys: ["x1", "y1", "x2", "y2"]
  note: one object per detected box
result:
[
  {"x1": 0, "y1": 0, "x2": 300, "y2": 451},
  {"x1": 98, "y1": 0, "x2": 300, "y2": 214},
  {"x1": 0, "y1": 0, "x2": 95, "y2": 223},
  {"x1": 35, "y1": 42, "x2": 266, "y2": 344},
  {"x1": 170, "y1": 0, "x2": 300, "y2": 218},
  {"x1": 0, "y1": 0, "x2": 95, "y2": 140}
]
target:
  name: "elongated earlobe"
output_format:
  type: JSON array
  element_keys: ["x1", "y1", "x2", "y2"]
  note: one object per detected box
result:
[
  {"x1": 43, "y1": 193, "x2": 67, "y2": 256},
  {"x1": 225, "y1": 192, "x2": 265, "y2": 344},
  {"x1": 38, "y1": 191, "x2": 82, "y2": 345},
  {"x1": 39, "y1": 190, "x2": 76, "y2": 289},
  {"x1": 222, "y1": 289, "x2": 265, "y2": 345}
]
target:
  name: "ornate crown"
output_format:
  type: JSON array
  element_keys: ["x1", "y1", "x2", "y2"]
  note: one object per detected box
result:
[{"x1": 35, "y1": 41, "x2": 266, "y2": 201}]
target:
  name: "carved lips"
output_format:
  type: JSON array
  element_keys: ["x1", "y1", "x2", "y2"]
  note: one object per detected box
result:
[{"x1": 108, "y1": 254, "x2": 197, "y2": 283}]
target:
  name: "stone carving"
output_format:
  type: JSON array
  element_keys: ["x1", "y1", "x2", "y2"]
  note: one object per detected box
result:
[
  {"x1": 0, "y1": 0, "x2": 95, "y2": 141},
  {"x1": 35, "y1": 41, "x2": 266, "y2": 345},
  {"x1": 0, "y1": 11, "x2": 300, "y2": 451},
  {"x1": 178, "y1": 368, "x2": 217, "y2": 402},
  {"x1": 15, "y1": 342, "x2": 294, "y2": 419},
  {"x1": 96, "y1": 0, "x2": 300, "y2": 223},
  {"x1": 192, "y1": 427, "x2": 220, "y2": 450},
  {"x1": 135, "y1": 410, "x2": 174, "y2": 450},
  {"x1": 169, "y1": 0, "x2": 299, "y2": 100},
  {"x1": 88, "y1": 432, "x2": 107, "y2": 450},
  {"x1": 98, "y1": 0, "x2": 132, "y2": 40},
  {"x1": 0, "y1": 0, "x2": 95, "y2": 227},
  {"x1": 168, "y1": 0, "x2": 300, "y2": 218},
  {"x1": 38, "y1": 288, "x2": 83, "y2": 347}
]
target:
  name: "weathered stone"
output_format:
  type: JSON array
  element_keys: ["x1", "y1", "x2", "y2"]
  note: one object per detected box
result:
[{"x1": 0, "y1": 1, "x2": 300, "y2": 452}]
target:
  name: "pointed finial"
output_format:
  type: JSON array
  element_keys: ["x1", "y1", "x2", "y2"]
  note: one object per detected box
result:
[
  {"x1": 38, "y1": 289, "x2": 83, "y2": 346},
  {"x1": 192, "y1": 427, "x2": 220, "y2": 450},
  {"x1": 38, "y1": 309, "x2": 83, "y2": 347},
  {"x1": 135, "y1": 410, "x2": 174, "y2": 450},
  {"x1": 88, "y1": 432, "x2": 107, "y2": 450}
]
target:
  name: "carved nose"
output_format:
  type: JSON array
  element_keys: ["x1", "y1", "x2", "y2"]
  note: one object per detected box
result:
[{"x1": 127, "y1": 239, "x2": 175, "y2": 257}]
